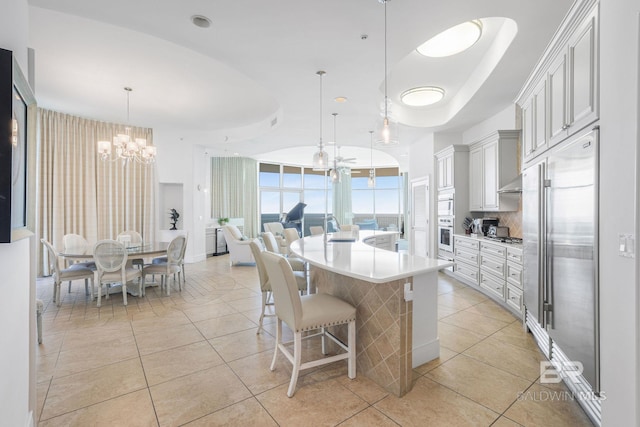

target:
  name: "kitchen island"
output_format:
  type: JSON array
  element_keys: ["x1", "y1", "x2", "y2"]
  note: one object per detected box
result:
[{"x1": 290, "y1": 231, "x2": 452, "y2": 396}]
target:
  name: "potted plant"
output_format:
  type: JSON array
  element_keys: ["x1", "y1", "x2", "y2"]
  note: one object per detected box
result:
[{"x1": 217, "y1": 217, "x2": 229, "y2": 226}]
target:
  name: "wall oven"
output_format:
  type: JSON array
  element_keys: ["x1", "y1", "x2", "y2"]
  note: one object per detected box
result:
[
  {"x1": 437, "y1": 192, "x2": 454, "y2": 217},
  {"x1": 438, "y1": 216, "x2": 454, "y2": 258}
]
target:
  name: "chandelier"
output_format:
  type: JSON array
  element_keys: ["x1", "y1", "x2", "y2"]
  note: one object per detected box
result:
[
  {"x1": 97, "y1": 87, "x2": 157, "y2": 165},
  {"x1": 378, "y1": 0, "x2": 399, "y2": 146}
]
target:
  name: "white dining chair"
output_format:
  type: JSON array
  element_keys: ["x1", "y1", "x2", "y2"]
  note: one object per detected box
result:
[
  {"x1": 93, "y1": 240, "x2": 143, "y2": 307},
  {"x1": 142, "y1": 235, "x2": 186, "y2": 296},
  {"x1": 152, "y1": 233, "x2": 188, "y2": 285},
  {"x1": 117, "y1": 230, "x2": 144, "y2": 268},
  {"x1": 261, "y1": 251, "x2": 356, "y2": 397},
  {"x1": 62, "y1": 233, "x2": 96, "y2": 294},
  {"x1": 41, "y1": 239, "x2": 95, "y2": 307}
]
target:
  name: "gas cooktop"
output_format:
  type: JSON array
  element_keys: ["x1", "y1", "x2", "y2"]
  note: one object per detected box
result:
[{"x1": 485, "y1": 236, "x2": 523, "y2": 244}]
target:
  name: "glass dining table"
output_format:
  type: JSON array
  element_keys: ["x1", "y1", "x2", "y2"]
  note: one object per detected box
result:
[{"x1": 59, "y1": 242, "x2": 170, "y2": 297}]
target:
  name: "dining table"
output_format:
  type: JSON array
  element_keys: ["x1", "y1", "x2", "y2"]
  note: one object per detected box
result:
[{"x1": 58, "y1": 242, "x2": 170, "y2": 296}]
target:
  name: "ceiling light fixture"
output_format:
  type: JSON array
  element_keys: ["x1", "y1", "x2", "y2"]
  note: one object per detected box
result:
[
  {"x1": 416, "y1": 20, "x2": 482, "y2": 58},
  {"x1": 334, "y1": 96, "x2": 348, "y2": 103},
  {"x1": 368, "y1": 130, "x2": 376, "y2": 188},
  {"x1": 378, "y1": 0, "x2": 399, "y2": 146},
  {"x1": 97, "y1": 87, "x2": 156, "y2": 165},
  {"x1": 312, "y1": 71, "x2": 329, "y2": 170},
  {"x1": 330, "y1": 113, "x2": 341, "y2": 183},
  {"x1": 401, "y1": 86, "x2": 445, "y2": 107}
]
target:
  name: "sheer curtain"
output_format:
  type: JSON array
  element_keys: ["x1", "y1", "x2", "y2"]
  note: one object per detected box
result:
[
  {"x1": 38, "y1": 109, "x2": 156, "y2": 274},
  {"x1": 211, "y1": 157, "x2": 258, "y2": 237},
  {"x1": 332, "y1": 168, "x2": 353, "y2": 226}
]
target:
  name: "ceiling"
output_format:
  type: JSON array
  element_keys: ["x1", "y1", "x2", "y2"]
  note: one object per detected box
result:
[{"x1": 27, "y1": 0, "x2": 573, "y2": 168}]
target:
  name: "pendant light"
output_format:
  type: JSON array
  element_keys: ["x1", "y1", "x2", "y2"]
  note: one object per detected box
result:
[
  {"x1": 312, "y1": 70, "x2": 329, "y2": 170},
  {"x1": 330, "y1": 113, "x2": 341, "y2": 183},
  {"x1": 368, "y1": 130, "x2": 376, "y2": 188},
  {"x1": 381, "y1": 0, "x2": 390, "y2": 144}
]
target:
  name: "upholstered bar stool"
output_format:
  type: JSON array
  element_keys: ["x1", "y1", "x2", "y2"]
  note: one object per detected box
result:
[{"x1": 261, "y1": 251, "x2": 356, "y2": 397}]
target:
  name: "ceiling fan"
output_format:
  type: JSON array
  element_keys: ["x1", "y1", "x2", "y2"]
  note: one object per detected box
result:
[{"x1": 334, "y1": 147, "x2": 356, "y2": 165}]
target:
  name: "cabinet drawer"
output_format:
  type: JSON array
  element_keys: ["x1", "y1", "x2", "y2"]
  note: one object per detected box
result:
[
  {"x1": 455, "y1": 237, "x2": 479, "y2": 251},
  {"x1": 480, "y1": 241, "x2": 507, "y2": 258},
  {"x1": 455, "y1": 247, "x2": 479, "y2": 266},
  {"x1": 480, "y1": 253, "x2": 506, "y2": 279},
  {"x1": 506, "y1": 261, "x2": 523, "y2": 288},
  {"x1": 455, "y1": 261, "x2": 479, "y2": 285},
  {"x1": 507, "y1": 247, "x2": 523, "y2": 264},
  {"x1": 479, "y1": 271, "x2": 505, "y2": 300},
  {"x1": 506, "y1": 284, "x2": 523, "y2": 314}
]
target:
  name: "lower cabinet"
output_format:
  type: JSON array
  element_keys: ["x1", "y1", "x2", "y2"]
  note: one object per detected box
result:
[{"x1": 454, "y1": 235, "x2": 523, "y2": 316}]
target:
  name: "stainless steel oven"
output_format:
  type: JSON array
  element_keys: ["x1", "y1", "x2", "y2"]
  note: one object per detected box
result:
[
  {"x1": 437, "y1": 192, "x2": 454, "y2": 217},
  {"x1": 438, "y1": 216, "x2": 454, "y2": 256}
]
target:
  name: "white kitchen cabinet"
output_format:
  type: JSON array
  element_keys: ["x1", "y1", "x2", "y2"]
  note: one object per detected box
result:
[
  {"x1": 435, "y1": 145, "x2": 469, "y2": 192},
  {"x1": 468, "y1": 130, "x2": 519, "y2": 212},
  {"x1": 517, "y1": 1, "x2": 599, "y2": 164}
]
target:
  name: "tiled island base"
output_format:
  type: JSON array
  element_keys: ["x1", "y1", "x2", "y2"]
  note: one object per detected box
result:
[{"x1": 312, "y1": 267, "x2": 439, "y2": 397}]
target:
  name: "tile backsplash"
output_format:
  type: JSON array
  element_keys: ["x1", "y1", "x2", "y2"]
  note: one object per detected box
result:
[{"x1": 483, "y1": 198, "x2": 523, "y2": 238}]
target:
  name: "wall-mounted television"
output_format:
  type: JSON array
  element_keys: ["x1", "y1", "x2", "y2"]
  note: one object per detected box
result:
[{"x1": 0, "y1": 48, "x2": 36, "y2": 243}]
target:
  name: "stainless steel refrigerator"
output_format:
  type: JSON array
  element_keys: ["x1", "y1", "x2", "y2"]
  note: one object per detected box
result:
[{"x1": 522, "y1": 126, "x2": 599, "y2": 396}]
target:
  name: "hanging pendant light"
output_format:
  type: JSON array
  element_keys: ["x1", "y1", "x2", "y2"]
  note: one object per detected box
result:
[
  {"x1": 312, "y1": 70, "x2": 329, "y2": 170},
  {"x1": 378, "y1": 0, "x2": 399, "y2": 146},
  {"x1": 97, "y1": 87, "x2": 157, "y2": 165},
  {"x1": 368, "y1": 130, "x2": 376, "y2": 188},
  {"x1": 330, "y1": 113, "x2": 341, "y2": 183}
]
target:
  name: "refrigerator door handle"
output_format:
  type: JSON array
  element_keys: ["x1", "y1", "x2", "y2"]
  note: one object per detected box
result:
[{"x1": 538, "y1": 162, "x2": 547, "y2": 327}]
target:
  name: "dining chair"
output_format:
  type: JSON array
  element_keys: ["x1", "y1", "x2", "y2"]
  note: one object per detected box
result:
[
  {"x1": 249, "y1": 240, "x2": 307, "y2": 334},
  {"x1": 142, "y1": 235, "x2": 186, "y2": 296},
  {"x1": 152, "y1": 233, "x2": 188, "y2": 285},
  {"x1": 117, "y1": 230, "x2": 144, "y2": 268},
  {"x1": 309, "y1": 226, "x2": 324, "y2": 235},
  {"x1": 41, "y1": 239, "x2": 95, "y2": 307},
  {"x1": 261, "y1": 251, "x2": 356, "y2": 397},
  {"x1": 263, "y1": 222, "x2": 289, "y2": 254},
  {"x1": 62, "y1": 233, "x2": 96, "y2": 294},
  {"x1": 93, "y1": 240, "x2": 144, "y2": 307}
]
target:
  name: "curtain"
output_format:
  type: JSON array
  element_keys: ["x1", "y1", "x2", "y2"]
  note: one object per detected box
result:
[
  {"x1": 38, "y1": 109, "x2": 156, "y2": 275},
  {"x1": 332, "y1": 168, "x2": 353, "y2": 225},
  {"x1": 211, "y1": 157, "x2": 258, "y2": 237}
]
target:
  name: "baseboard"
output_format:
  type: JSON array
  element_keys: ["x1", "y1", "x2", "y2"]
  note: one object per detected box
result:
[{"x1": 412, "y1": 338, "x2": 440, "y2": 368}]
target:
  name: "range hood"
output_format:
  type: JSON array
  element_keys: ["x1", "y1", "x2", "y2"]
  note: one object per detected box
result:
[{"x1": 498, "y1": 174, "x2": 522, "y2": 193}]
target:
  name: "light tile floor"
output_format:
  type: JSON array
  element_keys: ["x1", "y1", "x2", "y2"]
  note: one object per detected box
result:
[{"x1": 35, "y1": 255, "x2": 594, "y2": 426}]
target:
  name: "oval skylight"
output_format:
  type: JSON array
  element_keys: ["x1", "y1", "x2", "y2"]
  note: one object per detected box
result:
[
  {"x1": 401, "y1": 87, "x2": 445, "y2": 107},
  {"x1": 417, "y1": 20, "x2": 483, "y2": 57}
]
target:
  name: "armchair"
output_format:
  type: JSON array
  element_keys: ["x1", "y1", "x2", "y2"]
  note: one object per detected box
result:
[{"x1": 221, "y1": 225, "x2": 256, "y2": 265}]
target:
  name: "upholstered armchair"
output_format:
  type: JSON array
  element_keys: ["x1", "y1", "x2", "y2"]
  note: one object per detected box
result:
[{"x1": 221, "y1": 225, "x2": 256, "y2": 265}]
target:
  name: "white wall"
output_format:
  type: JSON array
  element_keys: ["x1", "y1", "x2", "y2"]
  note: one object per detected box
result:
[
  {"x1": 599, "y1": 0, "x2": 639, "y2": 424},
  {"x1": 462, "y1": 104, "x2": 519, "y2": 144},
  {"x1": 0, "y1": 1, "x2": 36, "y2": 425}
]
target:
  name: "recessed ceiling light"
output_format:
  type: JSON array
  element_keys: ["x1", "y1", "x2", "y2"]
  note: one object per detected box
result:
[
  {"x1": 191, "y1": 15, "x2": 212, "y2": 28},
  {"x1": 334, "y1": 96, "x2": 348, "y2": 103},
  {"x1": 401, "y1": 86, "x2": 445, "y2": 107},
  {"x1": 416, "y1": 20, "x2": 482, "y2": 57}
]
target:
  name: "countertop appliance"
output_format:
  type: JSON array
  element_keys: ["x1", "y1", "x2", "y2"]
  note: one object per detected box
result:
[
  {"x1": 487, "y1": 225, "x2": 509, "y2": 238},
  {"x1": 471, "y1": 218, "x2": 499, "y2": 235},
  {"x1": 523, "y1": 127, "x2": 600, "y2": 419}
]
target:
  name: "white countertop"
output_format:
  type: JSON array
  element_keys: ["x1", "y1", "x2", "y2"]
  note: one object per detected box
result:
[
  {"x1": 454, "y1": 233, "x2": 523, "y2": 249},
  {"x1": 290, "y1": 231, "x2": 453, "y2": 284}
]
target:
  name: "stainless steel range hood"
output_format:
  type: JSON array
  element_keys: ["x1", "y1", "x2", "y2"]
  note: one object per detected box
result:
[{"x1": 498, "y1": 174, "x2": 522, "y2": 193}]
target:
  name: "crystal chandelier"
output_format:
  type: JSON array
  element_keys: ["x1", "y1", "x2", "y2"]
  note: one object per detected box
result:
[{"x1": 97, "y1": 87, "x2": 157, "y2": 165}]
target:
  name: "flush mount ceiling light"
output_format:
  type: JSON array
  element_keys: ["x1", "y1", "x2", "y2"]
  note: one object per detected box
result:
[
  {"x1": 334, "y1": 96, "x2": 348, "y2": 103},
  {"x1": 191, "y1": 15, "x2": 212, "y2": 28},
  {"x1": 416, "y1": 20, "x2": 483, "y2": 58},
  {"x1": 401, "y1": 86, "x2": 445, "y2": 107}
]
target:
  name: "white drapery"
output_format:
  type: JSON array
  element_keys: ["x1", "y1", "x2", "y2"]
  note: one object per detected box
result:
[
  {"x1": 211, "y1": 157, "x2": 259, "y2": 238},
  {"x1": 37, "y1": 109, "x2": 156, "y2": 275}
]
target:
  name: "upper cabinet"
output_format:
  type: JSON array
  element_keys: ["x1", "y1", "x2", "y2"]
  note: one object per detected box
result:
[
  {"x1": 435, "y1": 145, "x2": 468, "y2": 192},
  {"x1": 469, "y1": 131, "x2": 520, "y2": 212},
  {"x1": 517, "y1": 0, "x2": 599, "y2": 165}
]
